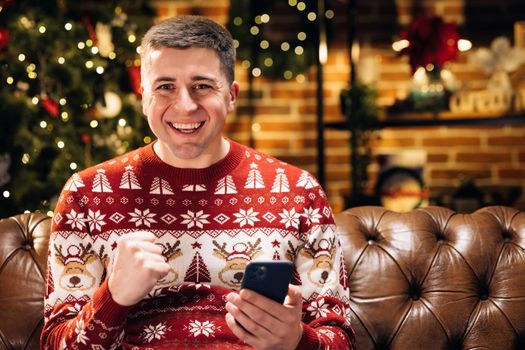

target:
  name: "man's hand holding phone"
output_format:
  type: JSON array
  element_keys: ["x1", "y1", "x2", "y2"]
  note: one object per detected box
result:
[{"x1": 224, "y1": 261, "x2": 304, "y2": 350}]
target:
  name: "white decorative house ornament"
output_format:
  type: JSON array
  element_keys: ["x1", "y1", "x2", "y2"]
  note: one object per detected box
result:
[{"x1": 96, "y1": 91, "x2": 122, "y2": 118}]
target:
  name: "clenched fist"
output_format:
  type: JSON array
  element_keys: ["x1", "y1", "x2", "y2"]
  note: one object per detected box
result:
[{"x1": 108, "y1": 231, "x2": 170, "y2": 306}]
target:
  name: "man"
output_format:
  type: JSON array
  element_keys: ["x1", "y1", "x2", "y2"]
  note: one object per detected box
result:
[{"x1": 41, "y1": 15, "x2": 354, "y2": 349}]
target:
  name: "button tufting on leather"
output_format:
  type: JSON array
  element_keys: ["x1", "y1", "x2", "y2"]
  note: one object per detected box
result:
[
  {"x1": 409, "y1": 283, "x2": 421, "y2": 301},
  {"x1": 502, "y1": 231, "x2": 512, "y2": 241},
  {"x1": 478, "y1": 286, "x2": 489, "y2": 300}
]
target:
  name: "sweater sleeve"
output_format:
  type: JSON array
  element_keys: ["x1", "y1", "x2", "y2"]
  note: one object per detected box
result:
[
  {"x1": 293, "y1": 186, "x2": 355, "y2": 350},
  {"x1": 40, "y1": 176, "x2": 132, "y2": 350}
]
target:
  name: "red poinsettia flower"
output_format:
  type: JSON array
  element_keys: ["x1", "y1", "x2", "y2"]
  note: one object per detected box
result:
[{"x1": 400, "y1": 16, "x2": 459, "y2": 73}]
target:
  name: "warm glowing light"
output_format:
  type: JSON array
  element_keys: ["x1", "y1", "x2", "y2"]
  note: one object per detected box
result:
[
  {"x1": 2, "y1": 191, "x2": 9, "y2": 198},
  {"x1": 38, "y1": 26, "x2": 46, "y2": 33},
  {"x1": 294, "y1": 46, "x2": 304, "y2": 55},
  {"x1": 319, "y1": 41, "x2": 328, "y2": 65},
  {"x1": 260, "y1": 40, "x2": 269, "y2": 49},
  {"x1": 22, "y1": 153, "x2": 30, "y2": 164},
  {"x1": 296, "y1": 74, "x2": 306, "y2": 83},
  {"x1": 307, "y1": 12, "x2": 316, "y2": 21},
  {"x1": 59, "y1": 98, "x2": 67, "y2": 105},
  {"x1": 264, "y1": 58, "x2": 273, "y2": 67},
  {"x1": 281, "y1": 42, "x2": 290, "y2": 51},
  {"x1": 250, "y1": 26, "x2": 259, "y2": 35},
  {"x1": 18, "y1": 54, "x2": 26, "y2": 61},
  {"x1": 283, "y1": 70, "x2": 293, "y2": 79},
  {"x1": 233, "y1": 39, "x2": 239, "y2": 48},
  {"x1": 128, "y1": 34, "x2": 136, "y2": 43},
  {"x1": 85, "y1": 61, "x2": 94, "y2": 69},
  {"x1": 90, "y1": 120, "x2": 99, "y2": 128},
  {"x1": 86, "y1": 39, "x2": 93, "y2": 47},
  {"x1": 297, "y1": 2, "x2": 306, "y2": 11},
  {"x1": 144, "y1": 136, "x2": 152, "y2": 144},
  {"x1": 241, "y1": 60, "x2": 251, "y2": 69},
  {"x1": 6, "y1": 77, "x2": 14, "y2": 84},
  {"x1": 57, "y1": 141, "x2": 65, "y2": 149},
  {"x1": 91, "y1": 46, "x2": 99, "y2": 54},
  {"x1": 58, "y1": 57, "x2": 65, "y2": 64},
  {"x1": 118, "y1": 118, "x2": 127, "y2": 126},
  {"x1": 325, "y1": 10, "x2": 334, "y2": 19},
  {"x1": 31, "y1": 97, "x2": 39, "y2": 104},
  {"x1": 233, "y1": 17, "x2": 242, "y2": 26},
  {"x1": 458, "y1": 39, "x2": 472, "y2": 52},
  {"x1": 252, "y1": 67, "x2": 261, "y2": 77},
  {"x1": 47, "y1": 211, "x2": 54, "y2": 217},
  {"x1": 70, "y1": 162, "x2": 78, "y2": 170},
  {"x1": 261, "y1": 14, "x2": 270, "y2": 23},
  {"x1": 78, "y1": 42, "x2": 85, "y2": 49},
  {"x1": 65, "y1": 23, "x2": 72, "y2": 31},
  {"x1": 96, "y1": 66, "x2": 104, "y2": 74},
  {"x1": 40, "y1": 121, "x2": 47, "y2": 128},
  {"x1": 251, "y1": 123, "x2": 261, "y2": 132},
  {"x1": 392, "y1": 39, "x2": 410, "y2": 52},
  {"x1": 61, "y1": 112, "x2": 69, "y2": 121}
]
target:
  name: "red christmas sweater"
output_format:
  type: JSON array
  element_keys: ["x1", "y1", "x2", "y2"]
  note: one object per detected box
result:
[{"x1": 41, "y1": 139, "x2": 355, "y2": 349}]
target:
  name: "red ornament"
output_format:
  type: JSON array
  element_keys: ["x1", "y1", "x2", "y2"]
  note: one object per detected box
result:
[
  {"x1": 41, "y1": 97, "x2": 59, "y2": 118},
  {"x1": 81, "y1": 133, "x2": 91, "y2": 143},
  {"x1": 81, "y1": 16, "x2": 97, "y2": 45},
  {"x1": 1, "y1": 0, "x2": 14, "y2": 7},
  {"x1": 399, "y1": 16, "x2": 459, "y2": 73},
  {"x1": 128, "y1": 66, "x2": 142, "y2": 97},
  {"x1": 0, "y1": 28, "x2": 10, "y2": 51}
]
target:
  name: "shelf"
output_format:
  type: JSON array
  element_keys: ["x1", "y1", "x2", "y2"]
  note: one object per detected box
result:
[{"x1": 325, "y1": 112, "x2": 525, "y2": 130}]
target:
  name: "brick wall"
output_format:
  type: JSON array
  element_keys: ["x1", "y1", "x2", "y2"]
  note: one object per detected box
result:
[{"x1": 151, "y1": 0, "x2": 525, "y2": 213}]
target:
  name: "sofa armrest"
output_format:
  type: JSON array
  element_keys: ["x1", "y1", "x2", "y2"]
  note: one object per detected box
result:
[{"x1": 0, "y1": 213, "x2": 51, "y2": 350}]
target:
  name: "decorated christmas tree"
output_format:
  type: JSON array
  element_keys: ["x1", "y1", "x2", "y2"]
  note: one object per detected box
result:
[{"x1": 0, "y1": 0, "x2": 156, "y2": 216}]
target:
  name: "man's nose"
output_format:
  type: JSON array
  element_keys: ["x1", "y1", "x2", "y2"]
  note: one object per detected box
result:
[{"x1": 172, "y1": 88, "x2": 198, "y2": 114}]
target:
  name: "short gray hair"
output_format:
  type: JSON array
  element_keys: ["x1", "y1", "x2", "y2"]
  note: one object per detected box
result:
[{"x1": 140, "y1": 15, "x2": 236, "y2": 83}]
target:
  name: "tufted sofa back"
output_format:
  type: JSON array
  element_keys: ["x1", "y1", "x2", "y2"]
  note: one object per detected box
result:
[
  {"x1": 1, "y1": 207, "x2": 524, "y2": 350},
  {"x1": 0, "y1": 213, "x2": 50, "y2": 350},
  {"x1": 335, "y1": 206, "x2": 525, "y2": 349}
]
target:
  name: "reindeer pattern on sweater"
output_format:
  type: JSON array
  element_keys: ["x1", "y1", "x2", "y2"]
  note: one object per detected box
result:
[{"x1": 42, "y1": 140, "x2": 354, "y2": 350}]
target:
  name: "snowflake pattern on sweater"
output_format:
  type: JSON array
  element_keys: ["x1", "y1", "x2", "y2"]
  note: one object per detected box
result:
[{"x1": 41, "y1": 140, "x2": 354, "y2": 349}]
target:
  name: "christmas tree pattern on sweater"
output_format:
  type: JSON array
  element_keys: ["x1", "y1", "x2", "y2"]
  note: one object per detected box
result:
[{"x1": 42, "y1": 140, "x2": 354, "y2": 349}]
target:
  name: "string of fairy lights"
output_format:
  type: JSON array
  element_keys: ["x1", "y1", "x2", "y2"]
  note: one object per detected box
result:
[
  {"x1": 1, "y1": 5, "x2": 150, "y2": 211},
  {"x1": 228, "y1": 0, "x2": 335, "y2": 81}
]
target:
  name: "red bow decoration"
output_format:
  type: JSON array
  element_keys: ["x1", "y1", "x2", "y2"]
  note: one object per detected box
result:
[
  {"x1": 128, "y1": 66, "x2": 142, "y2": 97},
  {"x1": 41, "y1": 97, "x2": 59, "y2": 118},
  {"x1": 0, "y1": 28, "x2": 10, "y2": 51},
  {"x1": 399, "y1": 16, "x2": 459, "y2": 73}
]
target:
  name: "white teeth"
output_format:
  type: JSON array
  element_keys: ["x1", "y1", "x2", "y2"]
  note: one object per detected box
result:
[{"x1": 169, "y1": 122, "x2": 202, "y2": 130}]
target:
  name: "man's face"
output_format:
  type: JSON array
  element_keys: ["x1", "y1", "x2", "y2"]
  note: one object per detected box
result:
[{"x1": 141, "y1": 47, "x2": 239, "y2": 167}]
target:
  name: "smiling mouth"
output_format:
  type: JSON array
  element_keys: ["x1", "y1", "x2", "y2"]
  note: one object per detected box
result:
[{"x1": 168, "y1": 122, "x2": 204, "y2": 134}]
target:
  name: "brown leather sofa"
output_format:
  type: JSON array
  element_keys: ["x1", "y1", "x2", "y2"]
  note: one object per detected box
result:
[{"x1": 1, "y1": 206, "x2": 524, "y2": 350}]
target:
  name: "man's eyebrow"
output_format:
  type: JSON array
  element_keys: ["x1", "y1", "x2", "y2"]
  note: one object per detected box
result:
[
  {"x1": 192, "y1": 75, "x2": 219, "y2": 83},
  {"x1": 153, "y1": 77, "x2": 176, "y2": 84},
  {"x1": 152, "y1": 76, "x2": 219, "y2": 84}
]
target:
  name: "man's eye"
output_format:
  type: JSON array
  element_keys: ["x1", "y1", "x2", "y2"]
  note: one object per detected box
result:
[
  {"x1": 157, "y1": 84, "x2": 174, "y2": 90},
  {"x1": 194, "y1": 84, "x2": 212, "y2": 91}
]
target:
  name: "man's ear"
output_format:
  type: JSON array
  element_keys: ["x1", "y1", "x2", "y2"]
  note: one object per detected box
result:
[
  {"x1": 141, "y1": 88, "x2": 147, "y2": 116},
  {"x1": 228, "y1": 81, "x2": 240, "y2": 113}
]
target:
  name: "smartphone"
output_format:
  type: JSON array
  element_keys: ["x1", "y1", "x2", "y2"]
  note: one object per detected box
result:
[{"x1": 241, "y1": 260, "x2": 293, "y2": 304}]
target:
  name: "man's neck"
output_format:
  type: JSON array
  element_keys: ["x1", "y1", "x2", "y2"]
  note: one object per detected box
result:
[{"x1": 153, "y1": 138, "x2": 230, "y2": 169}]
